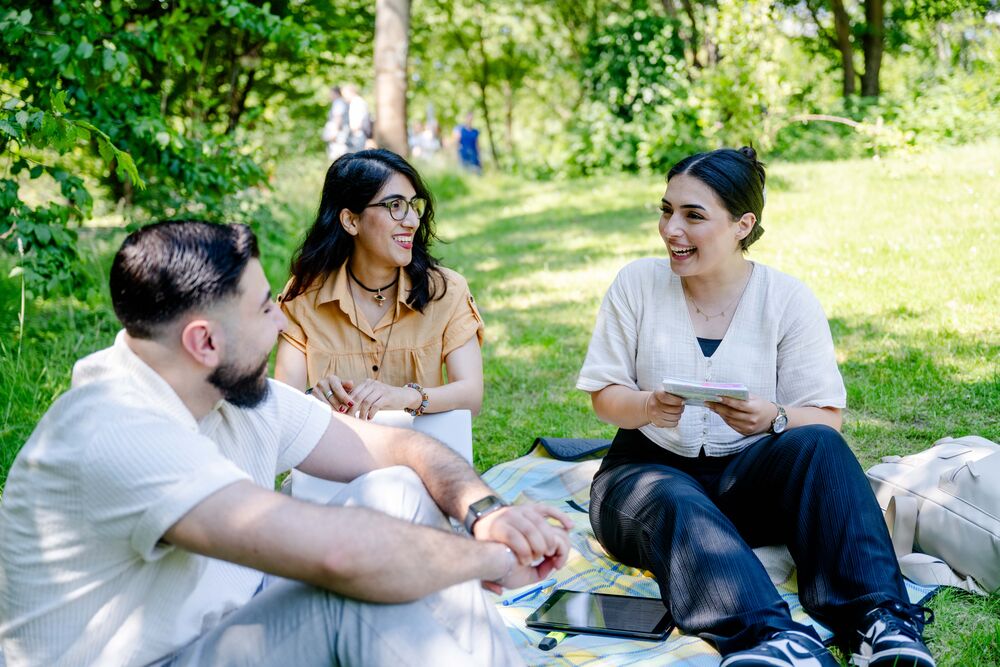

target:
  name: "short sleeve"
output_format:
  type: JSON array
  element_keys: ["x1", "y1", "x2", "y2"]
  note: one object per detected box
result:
[
  {"x1": 442, "y1": 279, "x2": 485, "y2": 357},
  {"x1": 577, "y1": 268, "x2": 641, "y2": 393},
  {"x1": 278, "y1": 283, "x2": 307, "y2": 353},
  {"x1": 270, "y1": 379, "x2": 333, "y2": 472},
  {"x1": 81, "y1": 423, "x2": 250, "y2": 561},
  {"x1": 775, "y1": 286, "x2": 847, "y2": 409}
]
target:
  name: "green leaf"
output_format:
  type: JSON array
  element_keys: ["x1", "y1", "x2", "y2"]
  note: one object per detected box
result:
[
  {"x1": 34, "y1": 225, "x2": 52, "y2": 244},
  {"x1": 1, "y1": 118, "x2": 24, "y2": 139},
  {"x1": 76, "y1": 40, "x2": 94, "y2": 59},
  {"x1": 14, "y1": 110, "x2": 29, "y2": 127},
  {"x1": 103, "y1": 48, "x2": 115, "y2": 71},
  {"x1": 224, "y1": 5, "x2": 240, "y2": 19},
  {"x1": 51, "y1": 90, "x2": 68, "y2": 114},
  {"x1": 96, "y1": 136, "x2": 114, "y2": 164},
  {"x1": 53, "y1": 43, "x2": 70, "y2": 64},
  {"x1": 8, "y1": 266, "x2": 24, "y2": 278},
  {"x1": 29, "y1": 165, "x2": 43, "y2": 179},
  {"x1": 18, "y1": 9, "x2": 31, "y2": 25},
  {"x1": 113, "y1": 150, "x2": 144, "y2": 189}
]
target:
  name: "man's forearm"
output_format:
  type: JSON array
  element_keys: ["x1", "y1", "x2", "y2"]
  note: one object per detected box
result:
[
  {"x1": 317, "y1": 504, "x2": 511, "y2": 601},
  {"x1": 391, "y1": 430, "x2": 494, "y2": 522},
  {"x1": 166, "y1": 481, "x2": 511, "y2": 603}
]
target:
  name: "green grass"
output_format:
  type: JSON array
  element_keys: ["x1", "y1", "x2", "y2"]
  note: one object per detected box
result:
[{"x1": 2, "y1": 143, "x2": 999, "y2": 664}]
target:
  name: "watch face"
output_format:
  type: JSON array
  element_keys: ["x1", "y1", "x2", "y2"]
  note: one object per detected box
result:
[
  {"x1": 774, "y1": 415, "x2": 788, "y2": 433},
  {"x1": 471, "y1": 495, "x2": 501, "y2": 514}
]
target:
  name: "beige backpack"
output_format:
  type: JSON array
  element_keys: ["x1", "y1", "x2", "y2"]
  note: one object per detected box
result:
[{"x1": 865, "y1": 435, "x2": 1000, "y2": 594}]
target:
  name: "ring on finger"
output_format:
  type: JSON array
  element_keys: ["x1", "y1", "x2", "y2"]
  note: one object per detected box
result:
[{"x1": 324, "y1": 389, "x2": 334, "y2": 399}]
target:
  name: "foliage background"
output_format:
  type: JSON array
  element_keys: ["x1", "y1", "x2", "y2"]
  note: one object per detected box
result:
[{"x1": 3, "y1": 0, "x2": 999, "y2": 295}]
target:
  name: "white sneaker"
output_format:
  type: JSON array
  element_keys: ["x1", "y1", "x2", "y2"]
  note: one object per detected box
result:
[
  {"x1": 853, "y1": 603, "x2": 935, "y2": 667},
  {"x1": 720, "y1": 630, "x2": 840, "y2": 667}
]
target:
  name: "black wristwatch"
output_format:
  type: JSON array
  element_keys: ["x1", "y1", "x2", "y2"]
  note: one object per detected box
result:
[
  {"x1": 464, "y1": 494, "x2": 509, "y2": 534},
  {"x1": 770, "y1": 403, "x2": 788, "y2": 434}
]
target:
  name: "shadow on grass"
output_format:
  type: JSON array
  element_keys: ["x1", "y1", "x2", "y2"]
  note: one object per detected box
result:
[
  {"x1": 439, "y1": 203, "x2": 656, "y2": 282},
  {"x1": 474, "y1": 297, "x2": 614, "y2": 470}
]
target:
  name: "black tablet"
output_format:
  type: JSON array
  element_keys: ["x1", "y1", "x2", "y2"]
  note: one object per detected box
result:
[{"x1": 525, "y1": 589, "x2": 674, "y2": 641}]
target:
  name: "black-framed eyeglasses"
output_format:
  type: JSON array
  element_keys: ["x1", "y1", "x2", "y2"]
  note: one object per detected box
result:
[{"x1": 366, "y1": 197, "x2": 427, "y2": 221}]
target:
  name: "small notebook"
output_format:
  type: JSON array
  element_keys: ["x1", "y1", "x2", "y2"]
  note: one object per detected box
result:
[{"x1": 661, "y1": 377, "x2": 749, "y2": 406}]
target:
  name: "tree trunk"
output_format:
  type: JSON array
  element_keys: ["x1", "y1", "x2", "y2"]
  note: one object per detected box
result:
[
  {"x1": 861, "y1": 0, "x2": 884, "y2": 97},
  {"x1": 679, "y1": 0, "x2": 703, "y2": 68},
  {"x1": 475, "y1": 21, "x2": 501, "y2": 169},
  {"x1": 374, "y1": 0, "x2": 410, "y2": 156},
  {"x1": 830, "y1": 0, "x2": 857, "y2": 96},
  {"x1": 503, "y1": 80, "x2": 516, "y2": 165}
]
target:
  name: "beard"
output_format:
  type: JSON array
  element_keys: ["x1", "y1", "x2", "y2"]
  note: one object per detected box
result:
[{"x1": 208, "y1": 355, "x2": 270, "y2": 408}]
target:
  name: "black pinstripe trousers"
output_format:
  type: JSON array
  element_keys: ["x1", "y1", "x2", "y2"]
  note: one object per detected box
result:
[{"x1": 590, "y1": 425, "x2": 910, "y2": 656}]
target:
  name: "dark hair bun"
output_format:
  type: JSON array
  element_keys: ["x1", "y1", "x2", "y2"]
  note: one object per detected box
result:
[
  {"x1": 739, "y1": 146, "x2": 758, "y2": 162},
  {"x1": 739, "y1": 145, "x2": 766, "y2": 189}
]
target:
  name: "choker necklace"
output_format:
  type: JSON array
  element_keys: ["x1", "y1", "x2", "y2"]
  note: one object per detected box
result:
[
  {"x1": 684, "y1": 264, "x2": 755, "y2": 321},
  {"x1": 347, "y1": 264, "x2": 399, "y2": 307},
  {"x1": 350, "y1": 281, "x2": 396, "y2": 378}
]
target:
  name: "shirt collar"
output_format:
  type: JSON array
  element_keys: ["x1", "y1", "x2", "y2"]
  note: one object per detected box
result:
[{"x1": 108, "y1": 330, "x2": 202, "y2": 432}]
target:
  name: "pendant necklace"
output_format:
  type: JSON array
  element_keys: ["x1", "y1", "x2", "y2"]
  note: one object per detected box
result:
[
  {"x1": 347, "y1": 263, "x2": 399, "y2": 307},
  {"x1": 350, "y1": 281, "x2": 396, "y2": 378},
  {"x1": 684, "y1": 263, "x2": 755, "y2": 321}
]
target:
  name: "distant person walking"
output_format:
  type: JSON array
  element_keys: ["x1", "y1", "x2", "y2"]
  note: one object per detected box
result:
[
  {"x1": 343, "y1": 85, "x2": 374, "y2": 153},
  {"x1": 323, "y1": 86, "x2": 349, "y2": 160},
  {"x1": 409, "y1": 120, "x2": 441, "y2": 160},
  {"x1": 454, "y1": 112, "x2": 482, "y2": 174}
]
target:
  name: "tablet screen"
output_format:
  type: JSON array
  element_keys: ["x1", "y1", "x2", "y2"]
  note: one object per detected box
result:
[{"x1": 526, "y1": 590, "x2": 673, "y2": 640}]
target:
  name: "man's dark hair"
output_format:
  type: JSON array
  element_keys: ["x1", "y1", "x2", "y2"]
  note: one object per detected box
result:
[
  {"x1": 282, "y1": 148, "x2": 445, "y2": 311},
  {"x1": 668, "y1": 146, "x2": 767, "y2": 251},
  {"x1": 110, "y1": 220, "x2": 259, "y2": 339}
]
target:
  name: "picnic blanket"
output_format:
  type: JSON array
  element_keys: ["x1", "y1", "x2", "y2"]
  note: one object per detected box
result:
[{"x1": 483, "y1": 444, "x2": 938, "y2": 667}]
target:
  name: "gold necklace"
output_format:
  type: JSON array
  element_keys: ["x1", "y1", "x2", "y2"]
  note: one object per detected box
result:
[
  {"x1": 350, "y1": 281, "x2": 396, "y2": 378},
  {"x1": 684, "y1": 264, "x2": 755, "y2": 321}
]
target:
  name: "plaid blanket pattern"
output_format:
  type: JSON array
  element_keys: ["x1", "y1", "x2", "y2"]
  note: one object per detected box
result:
[{"x1": 483, "y1": 448, "x2": 938, "y2": 667}]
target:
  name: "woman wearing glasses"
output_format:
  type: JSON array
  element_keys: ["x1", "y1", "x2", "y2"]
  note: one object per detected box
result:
[
  {"x1": 578, "y1": 147, "x2": 934, "y2": 666},
  {"x1": 275, "y1": 149, "x2": 484, "y2": 420}
]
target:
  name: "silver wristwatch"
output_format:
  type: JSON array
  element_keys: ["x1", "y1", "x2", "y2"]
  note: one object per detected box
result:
[
  {"x1": 770, "y1": 403, "x2": 788, "y2": 434},
  {"x1": 463, "y1": 494, "x2": 508, "y2": 534}
]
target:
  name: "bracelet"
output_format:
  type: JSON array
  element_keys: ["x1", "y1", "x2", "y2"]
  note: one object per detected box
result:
[
  {"x1": 404, "y1": 382, "x2": 429, "y2": 416},
  {"x1": 492, "y1": 546, "x2": 516, "y2": 586},
  {"x1": 643, "y1": 392, "x2": 654, "y2": 426}
]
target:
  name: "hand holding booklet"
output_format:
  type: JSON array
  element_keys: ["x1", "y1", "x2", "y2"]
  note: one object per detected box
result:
[{"x1": 662, "y1": 377, "x2": 749, "y2": 406}]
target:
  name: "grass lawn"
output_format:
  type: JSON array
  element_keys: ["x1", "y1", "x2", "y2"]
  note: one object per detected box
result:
[{"x1": 2, "y1": 142, "x2": 998, "y2": 664}]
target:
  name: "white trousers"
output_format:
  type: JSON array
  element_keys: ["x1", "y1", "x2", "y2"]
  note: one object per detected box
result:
[{"x1": 157, "y1": 467, "x2": 523, "y2": 667}]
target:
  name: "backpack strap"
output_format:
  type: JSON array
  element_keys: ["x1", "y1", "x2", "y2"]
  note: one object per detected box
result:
[
  {"x1": 885, "y1": 495, "x2": 919, "y2": 558},
  {"x1": 886, "y1": 495, "x2": 989, "y2": 595},
  {"x1": 897, "y1": 553, "x2": 988, "y2": 594}
]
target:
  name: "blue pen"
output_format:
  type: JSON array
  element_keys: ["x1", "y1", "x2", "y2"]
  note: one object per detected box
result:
[{"x1": 501, "y1": 578, "x2": 557, "y2": 606}]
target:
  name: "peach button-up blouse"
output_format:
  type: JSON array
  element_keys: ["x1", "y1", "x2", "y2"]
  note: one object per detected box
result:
[{"x1": 278, "y1": 264, "x2": 484, "y2": 390}]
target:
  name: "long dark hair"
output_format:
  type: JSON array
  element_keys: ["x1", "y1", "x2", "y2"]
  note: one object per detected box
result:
[
  {"x1": 283, "y1": 149, "x2": 445, "y2": 310},
  {"x1": 668, "y1": 146, "x2": 767, "y2": 252}
]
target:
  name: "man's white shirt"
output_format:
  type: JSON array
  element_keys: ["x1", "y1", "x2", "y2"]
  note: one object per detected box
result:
[{"x1": 0, "y1": 331, "x2": 331, "y2": 667}]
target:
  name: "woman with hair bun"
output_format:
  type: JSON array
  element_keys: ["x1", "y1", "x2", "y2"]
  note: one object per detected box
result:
[
  {"x1": 578, "y1": 147, "x2": 935, "y2": 667},
  {"x1": 275, "y1": 149, "x2": 484, "y2": 421}
]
